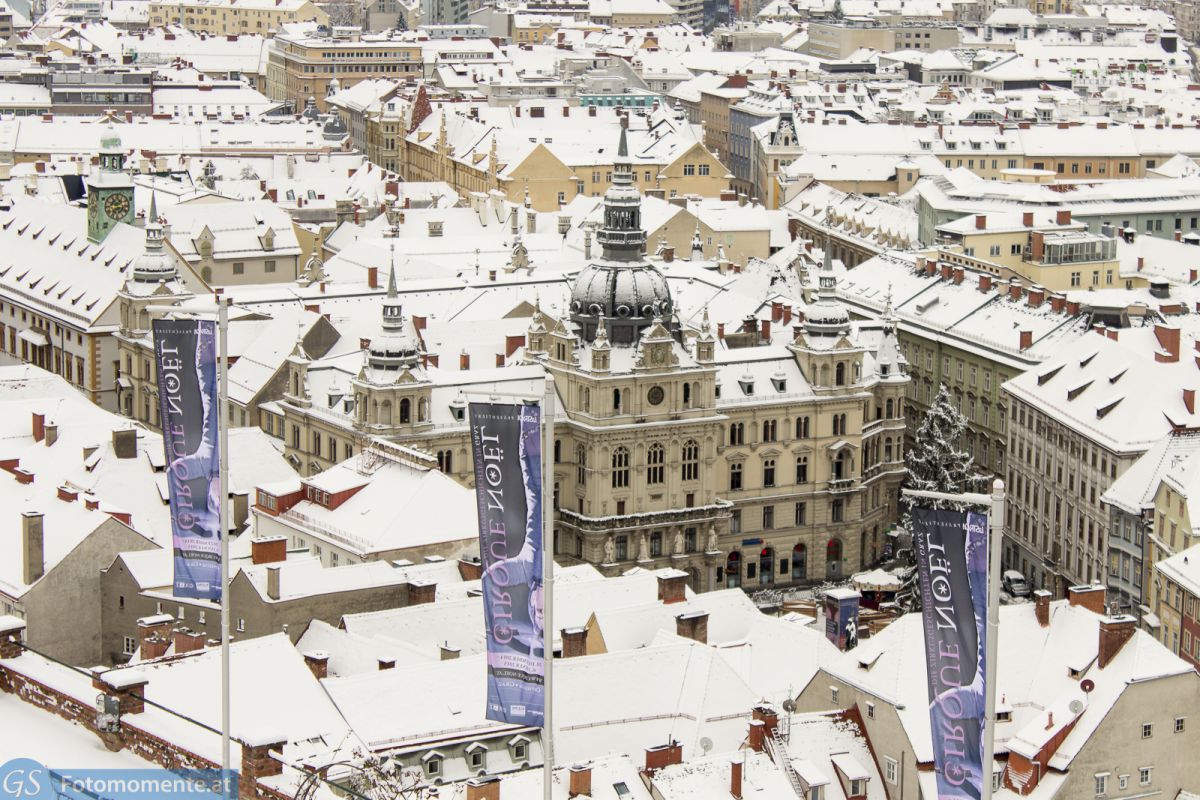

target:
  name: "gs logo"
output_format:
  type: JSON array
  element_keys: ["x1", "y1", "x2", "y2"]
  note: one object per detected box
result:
[{"x1": 0, "y1": 759, "x2": 51, "y2": 800}]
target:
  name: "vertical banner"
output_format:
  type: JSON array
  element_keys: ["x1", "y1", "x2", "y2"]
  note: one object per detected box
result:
[
  {"x1": 912, "y1": 507, "x2": 989, "y2": 800},
  {"x1": 153, "y1": 319, "x2": 222, "y2": 601},
  {"x1": 824, "y1": 588, "x2": 861, "y2": 651},
  {"x1": 469, "y1": 402, "x2": 545, "y2": 727}
]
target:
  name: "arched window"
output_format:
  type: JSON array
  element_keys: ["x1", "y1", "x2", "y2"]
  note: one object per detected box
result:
[
  {"x1": 758, "y1": 547, "x2": 774, "y2": 585},
  {"x1": 381, "y1": 400, "x2": 393, "y2": 425},
  {"x1": 835, "y1": 362, "x2": 846, "y2": 386},
  {"x1": 762, "y1": 419, "x2": 777, "y2": 442},
  {"x1": 681, "y1": 439, "x2": 700, "y2": 481},
  {"x1": 418, "y1": 398, "x2": 429, "y2": 422},
  {"x1": 581, "y1": 388, "x2": 590, "y2": 413},
  {"x1": 613, "y1": 388, "x2": 622, "y2": 414},
  {"x1": 683, "y1": 383, "x2": 691, "y2": 407},
  {"x1": 833, "y1": 415, "x2": 841, "y2": 436},
  {"x1": 612, "y1": 446, "x2": 630, "y2": 488},
  {"x1": 725, "y1": 552, "x2": 742, "y2": 589},
  {"x1": 730, "y1": 422, "x2": 744, "y2": 445},
  {"x1": 885, "y1": 398, "x2": 894, "y2": 418},
  {"x1": 796, "y1": 416, "x2": 810, "y2": 438},
  {"x1": 647, "y1": 443, "x2": 665, "y2": 485},
  {"x1": 827, "y1": 538, "x2": 843, "y2": 579},
  {"x1": 576, "y1": 444, "x2": 587, "y2": 485},
  {"x1": 792, "y1": 544, "x2": 807, "y2": 580},
  {"x1": 398, "y1": 398, "x2": 410, "y2": 424},
  {"x1": 884, "y1": 438, "x2": 893, "y2": 462},
  {"x1": 437, "y1": 450, "x2": 452, "y2": 472}
]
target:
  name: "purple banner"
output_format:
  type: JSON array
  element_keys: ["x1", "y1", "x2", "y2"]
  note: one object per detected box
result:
[
  {"x1": 153, "y1": 319, "x2": 222, "y2": 601},
  {"x1": 913, "y1": 507, "x2": 988, "y2": 800},
  {"x1": 469, "y1": 402, "x2": 545, "y2": 727}
]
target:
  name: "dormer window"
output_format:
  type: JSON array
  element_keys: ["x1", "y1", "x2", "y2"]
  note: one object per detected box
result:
[
  {"x1": 422, "y1": 751, "x2": 444, "y2": 777},
  {"x1": 466, "y1": 742, "x2": 487, "y2": 771},
  {"x1": 771, "y1": 376, "x2": 787, "y2": 392},
  {"x1": 739, "y1": 376, "x2": 754, "y2": 396}
]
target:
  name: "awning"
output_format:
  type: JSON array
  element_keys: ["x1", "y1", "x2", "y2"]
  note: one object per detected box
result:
[
  {"x1": 17, "y1": 328, "x2": 48, "y2": 347},
  {"x1": 116, "y1": 376, "x2": 132, "y2": 389}
]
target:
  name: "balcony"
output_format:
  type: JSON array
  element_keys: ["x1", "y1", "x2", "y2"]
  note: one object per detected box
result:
[{"x1": 828, "y1": 478, "x2": 857, "y2": 494}]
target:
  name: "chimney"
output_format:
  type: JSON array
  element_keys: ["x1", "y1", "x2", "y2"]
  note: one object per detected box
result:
[
  {"x1": 44, "y1": 424, "x2": 58, "y2": 447},
  {"x1": 57, "y1": 485, "x2": 78, "y2": 503},
  {"x1": 952, "y1": 267, "x2": 964, "y2": 285},
  {"x1": 1023, "y1": 211, "x2": 1034, "y2": 227},
  {"x1": 975, "y1": 214, "x2": 987, "y2": 230},
  {"x1": 1138, "y1": 256, "x2": 1145, "y2": 271},
  {"x1": 458, "y1": 558, "x2": 483, "y2": 581},
  {"x1": 940, "y1": 263, "x2": 953, "y2": 280},
  {"x1": 760, "y1": 319, "x2": 771, "y2": 342},
  {"x1": 1034, "y1": 589, "x2": 1052, "y2": 627},
  {"x1": 676, "y1": 610, "x2": 708, "y2": 644},
  {"x1": 172, "y1": 629, "x2": 206, "y2": 654},
  {"x1": 266, "y1": 565, "x2": 281, "y2": 601},
  {"x1": 657, "y1": 569, "x2": 688, "y2": 604},
  {"x1": 569, "y1": 765, "x2": 592, "y2": 798},
  {"x1": 772, "y1": 301, "x2": 784, "y2": 322},
  {"x1": 748, "y1": 719, "x2": 766, "y2": 752},
  {"x1": 1049, "y1": 295, "x2": 1066, "y2": 313},
  {"x1": 1185, "y1": 388, "x2": 1196, "y2": 414},
  {"x1": 1009, "y1": 283, "x2": 1024, "y2": 301},
  {"x1": 1031, "y1": 231, "x2": 1045, "y2": 262},
  {"x1": 460, "y1": 351, "x2": 471, "y2": 371},
  {"x1": 1067, "y1": 300, "x2": 1081, "y2": 316},
  {"x1": 112, "y1": 427, "x2": 137, "y2": 459},
  {"x1": 1098, "y1": 616, "x2": 1136, "y2": 668},
  {"x1": 0, "y1": 618, "x2": 25, "y2": 659},
  {"x1": 241, "y1": 733, "x2": 287, "y2": 782},
  {"x1": 251, "y1": 536, "x2": 286, "y2": 565},
  {"x1": 367, "y1": 266, "x2": 378, "y2": 289},
  {"x1": 752, "y1": 705, "x2": 780, "y2": 739},
  {"x1": 303, "y1": 650, "x2": 329, "y2": 679},
  {"x1": 101, "y1": 670, "x2": 149, "y2": 715},
  {"x1": 378, "y1": 656, "x2": 396, "y2": 670},
  {"x1": 22, "y1": 511, "x2": 44, "y2": 585},
  {"x1": 407, "y1": 579, "x2": 436, "y2": 605},
  {"x1": 440, "y1": 644, "x2": 461, "y2": 660},
  {"x1": 1067, "y1": 584, "x2": 1106, "y2": 615},
  {"x1": 1056, "y1": 209, "x2": 1072, "y2": 225},
  {"x1": 979, "y1": 274, "x2": 992, "y2": 292},
  {"x1": 663, "y1": 246, "x2": 675, "y2": 262},
  {"x1": 465, "y1": 776, "x2": 500, "y2": 800},
  {"x1": 31, "y1": 411, "x2": 44, "y2": 442},
  {"x1": 731, "y1": 759, "x2": 743, "y2": 799},
  {"x1": 1027, "y1": 288, "x2": 1045, "y2": 307},
  {"x1": 717, "y1": 323, "x2": 725, "y2": 339},
  {"x1": 562, "y1": 626, "x2": 588, "y2": 658},
  {"x1": 644, "y1": 741, "x2": 683, "y2": 775},
  {"x1": 1019, "y1": 330, "x2": 1033, "y2": 351},
  {"x1": 1155, "y1": 324, "x2": 1181, "y2": 363}
]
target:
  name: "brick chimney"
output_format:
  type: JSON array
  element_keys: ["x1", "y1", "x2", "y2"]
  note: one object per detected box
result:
[
  {"x1": 658, "y1": 569, "x2": 688, "y2": 604},
  {"x1": 1066, "y1": 300, "x2": 1081, "y2": 316},
  {"x1": 1067, "y1": 585, "x2": 1106, "y2": 615},
  {"x1": 460, "y1": 351, "x2": 471, "y2": 370},
  {"x1": 1019, "y1": 330, "x2": 1033, "y2": 351},
  {"x1": 1049, "y1": 295, "x2": 1066, "y2": 312},
  {"x1": 676, "y1": 610, "x2": 708, "y2": 644},
  {"x1": 0, "y1": 618, "x2": 25, "y2": 659},
  {"x1": 747, "y1": 719, "x2": 766, "y2": 752},
  {"x1": 952, "y1": 267, "x2": 964, "y2": 285},
  {"x1": 1056, "y1": 209, "x2": 1071, "y2": 225},
  {"x1": 569, "y1": 765, "x2": 592, "y2": 798},
  {"x1": 407, "y1": 579, "x2": 436, "y2": 605},
  {"x1": 367, "y1": 266, "x2": 378, "y2": 289},
  {"x1": 1185, "y1": 388, "x2": 1196, "y2": 414},
  {"x1": 731, "y1": 759, "x2": 743, "y2": 799},
  {"x1": 1023, "y1": 211, "x2": 1034, "y2": 227},
  {"x1": 31, "y1": 411, "x2": 44, "y2": 442},
  {"x1": 251, "y1": 536, "x2": 286, "y2": 565},
  {"x1": 562, "y1": 626, "x2": 588, "y2": 658},
  {"x1": 378, "y1": 656, "x2": 396, "y2": 670},
  {"x1": 22, "y1": 511, "x2": 44, "y2": 585},
  {"x1": 644, "y1": 741, "x2": 683, "y2": 775},
  {"x1": 1034, "y1": 589, "x2": 1052, "y2": 627},
  {"x1": 241, "y1": 733, "x2": 286, "y2": 782},
  {"x1": 940, "y1": 263, "x2": 953, "y2": 280},
  {"x1": 1009, "y1": 282, "x2": 1023, "y2": 301},
  {"x1": 458, "y1": 557, "x2": 483, "y2": 581},
  {"x1": 173, "y1": 629, "x2": 206, "y2": 654},
  {"x1": 979, "y1": 274, "x2": 992, "y2": 292},
  {"x1": 1155, "y1": 324, "x2": 1181, "y2": 363},
  {"x1": 101, "y1": 670, "x2": 149, "y2": 715},
  {"x1": 1098, "y1": 616, "x2": 1136, "y2": 668},
  {"x1": 303, "y1": 650, "x2": 329, "y2": 679},
  {"x1": 975, "y1": 214, "x2": 987, "y2": 230},
  {"x1": 752, "y1": 705, "x2": 779, "y2": 739}
]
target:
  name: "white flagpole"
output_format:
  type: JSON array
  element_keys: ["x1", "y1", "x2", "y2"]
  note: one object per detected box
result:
[
  {"x1": 541, "y1": 374, "x2": 555, "y2": 800},
  {"x1": 217, "y1": 296, "x2": 232, "y2": 796},
  {"x1": 982, "y1": 478, "x2": 1006, "y2": 800}
]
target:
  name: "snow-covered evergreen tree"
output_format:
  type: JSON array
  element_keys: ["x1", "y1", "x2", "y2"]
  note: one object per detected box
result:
[{"x1": 895, "y1": 384, "x2": 986, "y2": 611}]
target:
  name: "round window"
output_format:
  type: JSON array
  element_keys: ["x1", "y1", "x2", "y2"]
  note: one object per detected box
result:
[{"x1": 647, "y1": 386, "x2": 665, "y2": 405}]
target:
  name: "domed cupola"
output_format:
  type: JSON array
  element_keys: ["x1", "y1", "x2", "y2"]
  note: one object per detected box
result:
[
  {"x1": 367, "y1": 255, "x2": 422, "y2": 374},
  {"x1": 804, "y1": 216, "x2": 851, "y2": 338},
  {"x1": 130, "y1": 193, "x2": 178, "y2": 284},
  {"x1": 569, "y1": 127, "x2": 676, "y2": 346}
]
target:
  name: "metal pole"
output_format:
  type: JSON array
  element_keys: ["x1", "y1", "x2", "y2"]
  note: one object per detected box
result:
[
  {"x1": 982, "y1": 478, "x2": 1005, "y2": 800},
  {"x1": 541, "y1": 374, "x2": 555, "y2": 800},
  {"x1": 217, "y1": 296, "x2": 232, "y2": 797}
]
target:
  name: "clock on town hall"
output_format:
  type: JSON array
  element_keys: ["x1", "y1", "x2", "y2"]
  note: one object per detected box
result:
[{"x1": 86, "y1": 129, "x2": 135, "y2": 243}]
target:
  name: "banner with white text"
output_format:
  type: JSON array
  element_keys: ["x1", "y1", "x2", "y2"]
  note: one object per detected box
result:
[
  {"x1": 153, "y1": 319, "x2": 222, "y2": 601},
  {"x1": 913, "y1": 507, "x2": 988, "y2": 800},
  {"x1": 469, "y1": 402, "x2": 545, "y2": 727}
]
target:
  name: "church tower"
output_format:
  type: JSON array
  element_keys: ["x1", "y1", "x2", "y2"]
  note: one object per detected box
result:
[{"x1": 87, "y1": 129, "x2": 135, "y2": 243}]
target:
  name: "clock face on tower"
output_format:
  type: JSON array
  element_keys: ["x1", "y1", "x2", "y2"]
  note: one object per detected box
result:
[{"x1": 104, "y1": 193, "x2": 131, "y2": 220}]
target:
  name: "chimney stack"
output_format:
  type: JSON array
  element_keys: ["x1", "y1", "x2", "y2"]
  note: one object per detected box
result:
[
  {"x1": 643, "y1": 741, "x2": 683, "y2": 775},
  {"x1": 731, "y1": 759, "x2": 743, "y2": 799},
  {"x1": 1155, "y1": 324, "x2": 1181, "y2": 363},
  {"x1": 1019, "y1": 330, "x2": 1033, "y2": 351},
  {"x1": 975, "y1": 214, "x2": 987, "y2": 230},
  {"x1": 1034, "y1": 589, "x2": 1052, "y2": 627},
  {"x1": 1067, "y1": 584, "x2": 1106, "y2": 615},
  {"x1": 251, "y1": 536, "x2": 286, "y2": 565},
  {"x1": 172, "y1": 629, "x2": 206, "y2": 654},
  {"x1": 979, "y1": 274, "x2": 992, "y2": 292},
  {"x1": 569, "y1": 765, "x2": 592, "y2": 798},
  {"x1": 266, "y1": 565, "x2": 281, "y2": 601},
  {"x1": 1023, "y1": 211, "x2": 1034, "y2": 227},
  {"x1": 676, "y1": 610, "x2": 708, "y2": 644},
  {"x1": 561, "y1": 626, "x2": 588, "y2": 658},
  {"x1": 1098, "y1": 616, "x2": 1136, "y2": 668},
  {"x1": 303, "y1": 650, "x2": 329, "y2": 679},
  {"x1": 112, "y1": 427, "x2": 137, "y2": 459},
  {"x1": 1056, "y1": 209, "x2": 1072, "y2": 225},
  {"x1": 466, "y1": 777, "x2": 501, "y2": 800},
  {"x1": 22, "y1": 511, "x2": 44, "y2": 585},
  {"x1": 657, "y1": 569, "x2": 688, "y2": 604}
]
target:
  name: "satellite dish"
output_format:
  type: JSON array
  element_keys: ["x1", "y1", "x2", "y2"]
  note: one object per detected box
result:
[
  {"x1": 782, "y1": 699, "x2": 797, "y2": 713},
  {"x1": 1069, "y1": 699, "x2": 1085, "y2": 714},
  {"x1": 1081, "y1": 679, "x2": 1095, "y2": 694},
  {"x1": 699, "y1": 737, "x2": 713, "y2": 754}
]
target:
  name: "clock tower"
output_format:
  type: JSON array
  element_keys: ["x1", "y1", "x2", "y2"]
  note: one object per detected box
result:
[{"x1": 87, "y1": 129, "x2": 134, "y2": 243}]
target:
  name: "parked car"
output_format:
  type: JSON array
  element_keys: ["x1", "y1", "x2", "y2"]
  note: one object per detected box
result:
[{"x1": 1003, "y1": 569, "x2": 1031, "y2": 598}]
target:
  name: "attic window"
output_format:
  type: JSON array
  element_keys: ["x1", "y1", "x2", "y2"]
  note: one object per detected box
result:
[
  {"x1": 1109, "y1": 368, "x2": 1127, "y2": 384},
  {"x1": 997, "y1": 710, "x2": 1012, "y2": 722},
  {"x1": 1067, "y1": 380, "x2": 1093, "y2": 401},
  {"x1": 771, "y1": 377, "x2": 787, "y2": 392},
  {"x1": 739, "y1": 378, "x2": 755, "y2": 396},
  {"x1": 1079, "y1": 352, "x2": 1098, "y2": 368},
  {"x1": 1037, "y1": 365, "x2": 1062, "y2": 385},
  {"x1": 427, "y1": 220, "x2": 444, "y2": 237},
  {"x1": 1097, "y1": 397, "x2": 1123, "y2": 419}
]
